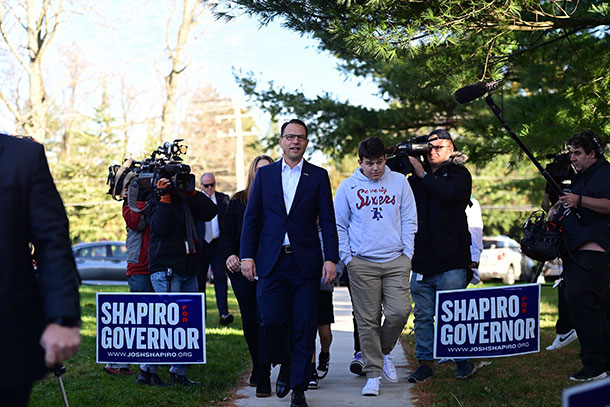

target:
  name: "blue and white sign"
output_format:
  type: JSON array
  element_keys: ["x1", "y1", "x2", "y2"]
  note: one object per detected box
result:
[
  {"x1": 563, "y1": 377, "x2": 610, "y2": 407},
  {"x1": 96, "y1": 293, "x2": 205, "y2": 364},
  {"x1": 434, "y1": 284, "x2": 540, "y2": 359}
]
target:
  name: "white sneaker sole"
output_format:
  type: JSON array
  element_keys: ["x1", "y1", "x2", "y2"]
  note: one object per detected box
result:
[{"x1": 570, "y1": 371, "x2": 608, "y2": 382}]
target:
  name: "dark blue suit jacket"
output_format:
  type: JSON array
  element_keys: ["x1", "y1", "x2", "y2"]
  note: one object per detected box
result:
[{"x1": 240, "y1": 160, "x2": 338, "y2": 279}]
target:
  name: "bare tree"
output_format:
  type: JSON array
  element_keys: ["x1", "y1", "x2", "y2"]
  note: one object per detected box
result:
[
  {"x1": 159, "y1": 0, "x2": 210, "y2": 143},
  {"x1": 0, "y1": 0, "x2": 72, "y2": 142}
]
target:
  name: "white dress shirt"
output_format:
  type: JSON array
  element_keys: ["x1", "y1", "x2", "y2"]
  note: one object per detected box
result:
[
  {"x1": 203, "y1": 192, "x2": 220, "y2": 243},
  {"x1": 281, "y1": 157, "x2": 304, "y2": 246}
]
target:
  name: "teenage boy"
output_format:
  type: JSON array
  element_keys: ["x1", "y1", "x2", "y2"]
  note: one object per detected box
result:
[{"x1": 334, "y1": 137, "x2": 417, "y2": 396}]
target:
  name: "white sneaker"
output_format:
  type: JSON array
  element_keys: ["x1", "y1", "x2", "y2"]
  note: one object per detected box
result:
[
  {"x1": 546, "y1": 329, "x2": 578, "y2": 351},
  {"x1": 362, "y1": 376, "x2": 381, "y2": 396},
  {"x1": 382, "y1": 354, "x2": 398, "y2": 383}
]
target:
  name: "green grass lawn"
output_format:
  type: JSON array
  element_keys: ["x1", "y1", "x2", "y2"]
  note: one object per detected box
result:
[
  {"x1": 402, "y1": 281, "x2": 585, "y2": 407},
  {"x1": 29, "y1": 284, "x2": 249, "y2": 407}
]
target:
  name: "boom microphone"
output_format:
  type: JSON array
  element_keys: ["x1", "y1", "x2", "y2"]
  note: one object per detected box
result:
[{"x1": 454, "y1": 80, "x2": 502, "y2": 104}]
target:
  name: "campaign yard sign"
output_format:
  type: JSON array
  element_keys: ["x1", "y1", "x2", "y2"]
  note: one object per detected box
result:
[
  {"x1": 434, "y1": 284, "x2": 540, "y2": 359},
  {"x1": 563, "y1": 376, "x2": 610, "y2": 407},
  {"x1": 96, "y1": 293, "x2": 205, "y2": 364}
]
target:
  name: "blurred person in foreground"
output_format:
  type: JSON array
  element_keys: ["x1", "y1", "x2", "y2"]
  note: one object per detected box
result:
[
  {"x1": 220, "y1": 154, "x2": 274, "y2": 395},
  {"x1": 548, "y1": 130, "x2": 610, "y2": 382},
  {"x1": 0, "y1": 134, "x2": 81, "y2": 406}
]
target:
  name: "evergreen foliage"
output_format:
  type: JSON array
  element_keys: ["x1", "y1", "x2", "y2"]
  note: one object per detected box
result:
[
  {"x1": 223, "y1": 0, "x2": 609, "y2": 161},
  {"x1": 51, "y1": 91, "x2": 126, "y2": 243},
  {"x1": 222, "y1": 0, "x2": 609, "y2": 236}
]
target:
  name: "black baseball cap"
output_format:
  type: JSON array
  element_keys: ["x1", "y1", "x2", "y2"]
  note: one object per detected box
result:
[{"x1": 427, "y1": 129, "x2": 456, "y2": 149}]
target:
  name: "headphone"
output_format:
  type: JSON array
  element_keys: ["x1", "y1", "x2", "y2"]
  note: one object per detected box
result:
[{"x1": 592, "y1": 135, "x2": 605, "y2": 157}]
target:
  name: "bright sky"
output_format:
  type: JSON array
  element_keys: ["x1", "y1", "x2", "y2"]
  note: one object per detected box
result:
[
  {"x1": 66, "y1": 1, "x2": 386, "y2": 125},
  {"x1": 1, "y1": 1, "x2": 386, "y2": 162}
]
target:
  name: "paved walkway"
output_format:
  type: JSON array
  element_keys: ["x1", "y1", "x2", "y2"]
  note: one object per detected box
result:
[{"x1": 234, "y1": 286, "x2": 414, "y2": 407}]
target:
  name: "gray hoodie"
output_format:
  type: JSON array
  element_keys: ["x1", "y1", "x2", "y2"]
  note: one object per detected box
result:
[{"x1": 334, "y1": 165, "x2": 417, "y2": 265}]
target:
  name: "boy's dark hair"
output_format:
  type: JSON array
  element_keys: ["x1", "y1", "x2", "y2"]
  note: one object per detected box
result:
[
  {"x1": 358, "y1": 137, "x2": 386, "y2": 160},
  {"x1": 567, "y1": 130, "x2": 604, "y2": 158},
  {"x1": 280, "y1": 119, "x2": 308, "y2": 137}
]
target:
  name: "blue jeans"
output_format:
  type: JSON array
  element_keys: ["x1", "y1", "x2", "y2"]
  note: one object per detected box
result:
[
  {"x1": 150, "y1": 271, "x2": 198, "y2": 293},
  {"x1": 127, "y1": 274, "x2": 156, "y2": 372},
  {"x1": 150, "y1": 271, "x2": 197, "y2": 376},
  {"x1": 127, "y1": 274, "x2": 154, "y2": 292},
  {"x1": 410, "y1": 268, "x2": 467, "y2": 361}
]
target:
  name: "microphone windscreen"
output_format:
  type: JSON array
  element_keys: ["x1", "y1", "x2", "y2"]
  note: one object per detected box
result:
[{"x1": 454, "y1": 82, "x2": 488, "y2": 104}]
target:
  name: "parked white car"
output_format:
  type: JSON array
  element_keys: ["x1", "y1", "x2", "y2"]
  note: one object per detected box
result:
[{"x1": 478, "y1": 235, "x2": 530, "y2": 285}]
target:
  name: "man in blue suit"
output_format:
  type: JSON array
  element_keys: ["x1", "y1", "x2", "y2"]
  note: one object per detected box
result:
[{"x1": 240, "y1": 119, "x2": 338, "y2": 407}]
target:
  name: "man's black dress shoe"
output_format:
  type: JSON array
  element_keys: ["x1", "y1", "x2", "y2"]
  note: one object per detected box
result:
[
  {"x1": 276, "y1": 363, "x2": 291, "y2": 398},
  {"x1": 256, "y1": 370, "x2": 271, "y2": 397},
  {"x1": 291, "y1": 390, "x2": 308, "y2": 407},
  {"x1": 136, "y1": 370, "x2": 170, "y2": 387},
  {"x1": 170, "y1": 373, "x2": 200, "y2": 386},
  {"x1": 219, "y1": 313, "x2": 234, "y2": 326}
]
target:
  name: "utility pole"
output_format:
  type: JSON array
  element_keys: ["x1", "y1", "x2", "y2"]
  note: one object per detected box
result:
[{"x1": 216, "y1": 95, "x2": 259, "y2": 190}]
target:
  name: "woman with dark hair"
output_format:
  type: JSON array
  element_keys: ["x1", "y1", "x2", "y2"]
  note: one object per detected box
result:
[{"x1": 220, "y1": 154, "x2": 274, "y2": 396}]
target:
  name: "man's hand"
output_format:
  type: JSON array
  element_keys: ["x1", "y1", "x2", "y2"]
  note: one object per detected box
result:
[
  {"x1": 40, "y1": 324, "x2": 81, "y2": 368},
  {"x1": 226, "y1": 254, "x2": 241, "y2": 273},
  {"x1": 157, "y1": 178, "x2": 172, "y2": 203},
  {"x1": 241, "y1": 259, "x2": 257, "y2": 281},
  {"x1": 558, "y1": 192, "x2": 579, "y2": 209},
  {"x1": 322, "y1": 261, "x2": 337, "y2": 285},
  {"x1": 408, "y1": 157, "x2": 426, "y2": 178}
]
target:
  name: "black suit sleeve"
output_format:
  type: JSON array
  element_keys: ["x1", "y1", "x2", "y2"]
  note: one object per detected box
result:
[
  {"x1": 28, "y1": 143, "x2": 80, "y2": 322},
  {"x1": 188, "y1": 191, "x2": 218, "y2": 222},
  {"x1": 219, "y1": 199, "x2": 244, "y2": 261}
]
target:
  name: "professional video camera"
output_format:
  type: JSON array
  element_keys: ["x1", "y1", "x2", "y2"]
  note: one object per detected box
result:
[
  {"x1": 386, "y1": 135, "x2": 432, "y2": 175},
  {"x1": 106, "y1": 139, "x2": 195, "y2": 203},
  {"x1": 543, "y1": 152, "x2": 574, "y2": 206}
]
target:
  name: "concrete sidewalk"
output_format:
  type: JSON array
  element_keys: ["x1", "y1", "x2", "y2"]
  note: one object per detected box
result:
[{"x1": 233, "y1": 286, "x2": 414, "y2": 407}]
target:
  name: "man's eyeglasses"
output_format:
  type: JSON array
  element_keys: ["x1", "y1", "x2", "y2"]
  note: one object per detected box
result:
[
  {"x1": 282, "y1": 134, "x2": 307, "y2": 141},
  {"x1": 202, "y1": 183, "x2": 215, "y2": 188},
  {"x1": 431, "y1": 145, "x2": 450, "y2": 151}
]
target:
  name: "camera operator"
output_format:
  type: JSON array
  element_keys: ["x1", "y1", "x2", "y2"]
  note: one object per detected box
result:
[
  {"x1": 405, "y1": 129, "x2": 475, "y2": 383},
  {"x1": 548, "y1": 130, "x2": 610, "y2": 382},
  {"x1": 148, "y1": 175, "x2": 217, "y2": 385}
]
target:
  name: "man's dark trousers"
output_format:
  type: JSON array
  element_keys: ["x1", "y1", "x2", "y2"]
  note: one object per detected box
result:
[
  {"x1": 257, "y1": 251, "x2": 319, "y2": 392},
  {"x1": 199, "y1": 238, "x2": 229, "y2": 317},
  {"x1": 563, "y1": 250, "x2": 610, "y2": 371}
]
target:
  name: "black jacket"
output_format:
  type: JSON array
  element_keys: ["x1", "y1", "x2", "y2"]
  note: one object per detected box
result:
[
  {"x1": 0, "y1": 135, "x2": 80, "y2": 387},
  {"x1": 558, "y1": 158, "x2": 610, "y2": 252},
  {"x1": 219, "y1": 196, "x2": 246, "y2": 261},
  {"x1": 196, "y1": 191, "x2": 230, "y2": 251},
  {"x1": 408, "y1": 153, "x2": 472, "y2": 276},
  {"x1": 149, "y1": 191, "x2": 217, "y2": 275}
]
